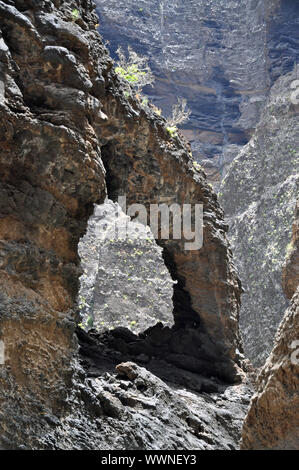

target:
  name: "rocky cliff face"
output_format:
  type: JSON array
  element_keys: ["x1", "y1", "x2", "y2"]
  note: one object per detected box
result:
[
  {"x1": 0, "y1": 0, "x2": 248, "y2": 449},
  {"x1": 0, "y1": 0, "x2": 107, "y2": 448},
  {"x1": 241, "y1": 201, "x2": 299, "y2": 450},
  {"x1": 219, "y1": 67, "x2": 299, "y2": 366},
  {"x1": 95, "y1": 0, "x2": 299, "y2": 187}
]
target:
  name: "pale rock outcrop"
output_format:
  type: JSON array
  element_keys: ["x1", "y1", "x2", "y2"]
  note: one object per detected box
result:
[
  {"x1": 78, "y1": 199, "x2": 174, "y2": 332},
  {"x1": 241, "y1": 202, "x2": 299, "y2": 450}
]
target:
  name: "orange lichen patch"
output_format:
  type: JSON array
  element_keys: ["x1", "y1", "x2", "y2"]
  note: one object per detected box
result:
[
  {"x1": 0, "y1": 270, "x2": 41, "y2": 301},
  {"x1": 0, "y1": 217, "x2": 75, "y2": 261},
  {"x1": 43, "y1": 62, "x2": 63, "y2": 82},
  {"x1": 0, "y1": 264, "x2": 73, "y2": 312}
]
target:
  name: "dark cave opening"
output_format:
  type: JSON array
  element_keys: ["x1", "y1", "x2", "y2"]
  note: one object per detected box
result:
[{"x1": 161, "y1": 246, "x2": 201, "y2": 328}]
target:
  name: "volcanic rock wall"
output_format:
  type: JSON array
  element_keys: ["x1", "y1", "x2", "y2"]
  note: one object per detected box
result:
[
  {"x1": 219, "y1": 67, "x2": 299, "y2": 366},
  {"x1": 0, "y1": 0, "x2": 245, "y2": 448},
  {"x1": 241, "y1": 201, "x2": 299, "y2": 450},
  {"x1": 94, "y1": 0, "x2": 299, "y2": 186}
]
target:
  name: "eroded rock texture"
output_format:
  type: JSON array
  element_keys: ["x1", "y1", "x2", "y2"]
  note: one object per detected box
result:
[
  {"x1": 241, "y1": 201, "x2": 299, "y2": 450},
  {"x1": 95, "y1": 0, "x2": 299, "y2": 186},
  {"x1": 219, "y1": 67, "x2": 299, "y2": 366},
  {"x1": 0, "y1": 0, "x2": 246, "y2": 449}
]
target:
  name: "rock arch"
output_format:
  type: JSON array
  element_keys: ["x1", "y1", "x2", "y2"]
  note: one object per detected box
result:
[{"x1": 0, "y1": 1, "x2": 247, "y2": 450}]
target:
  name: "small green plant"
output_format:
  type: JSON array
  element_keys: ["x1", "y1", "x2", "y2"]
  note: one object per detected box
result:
[
  {"x1": 151, "y1": 104, "x2": 162, "y2": 116},
  {"x1": 166, "y1": 98, "x2": 191, "y2": 127},
  {"x1": 285, "y1": 241, "x2": 294, "y2": 258},
  {"x1": 166, "y1": 126, "x2": 178, "y2": 138},
  {"x1": 71, "y1": 8, "x2": 79, "y2": 22},
  {"x1": 115, "y1": 63, "x2": 146, "y2": 85},
  {"x1": 87, "y1": 315, "x2": 93, "y2": 328},
  {"x1": 165, "y1": 98, "x2": 191, "y2": 138},
  {"x1": 78, "y1": 295, "x2": 86, "y2": 310},
  {"x1": 141, "y1": 96, "x2": 149, "y2": 106},
  {"x1": 78, "y1": 315, "x2": 93, "y2": 331},
  {"x1": 115, "y1": 46, "x2": 155, "y2": 95}
]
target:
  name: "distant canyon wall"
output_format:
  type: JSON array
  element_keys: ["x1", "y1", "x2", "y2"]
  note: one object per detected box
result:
[
  {"x1": 0, "y1": 0, "x2": 245, "y2": 449},
  {"x1": 95, "y1": 0, "x2": 299, "y2": 187},
  {"x1": 220, "y1": 66, "x2": 299, "y2": 365}
]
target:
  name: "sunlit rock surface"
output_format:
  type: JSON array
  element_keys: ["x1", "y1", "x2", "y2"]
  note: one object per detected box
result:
[{"x1": 220, "y1": 66, "x2": 299, "y2": 366}]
